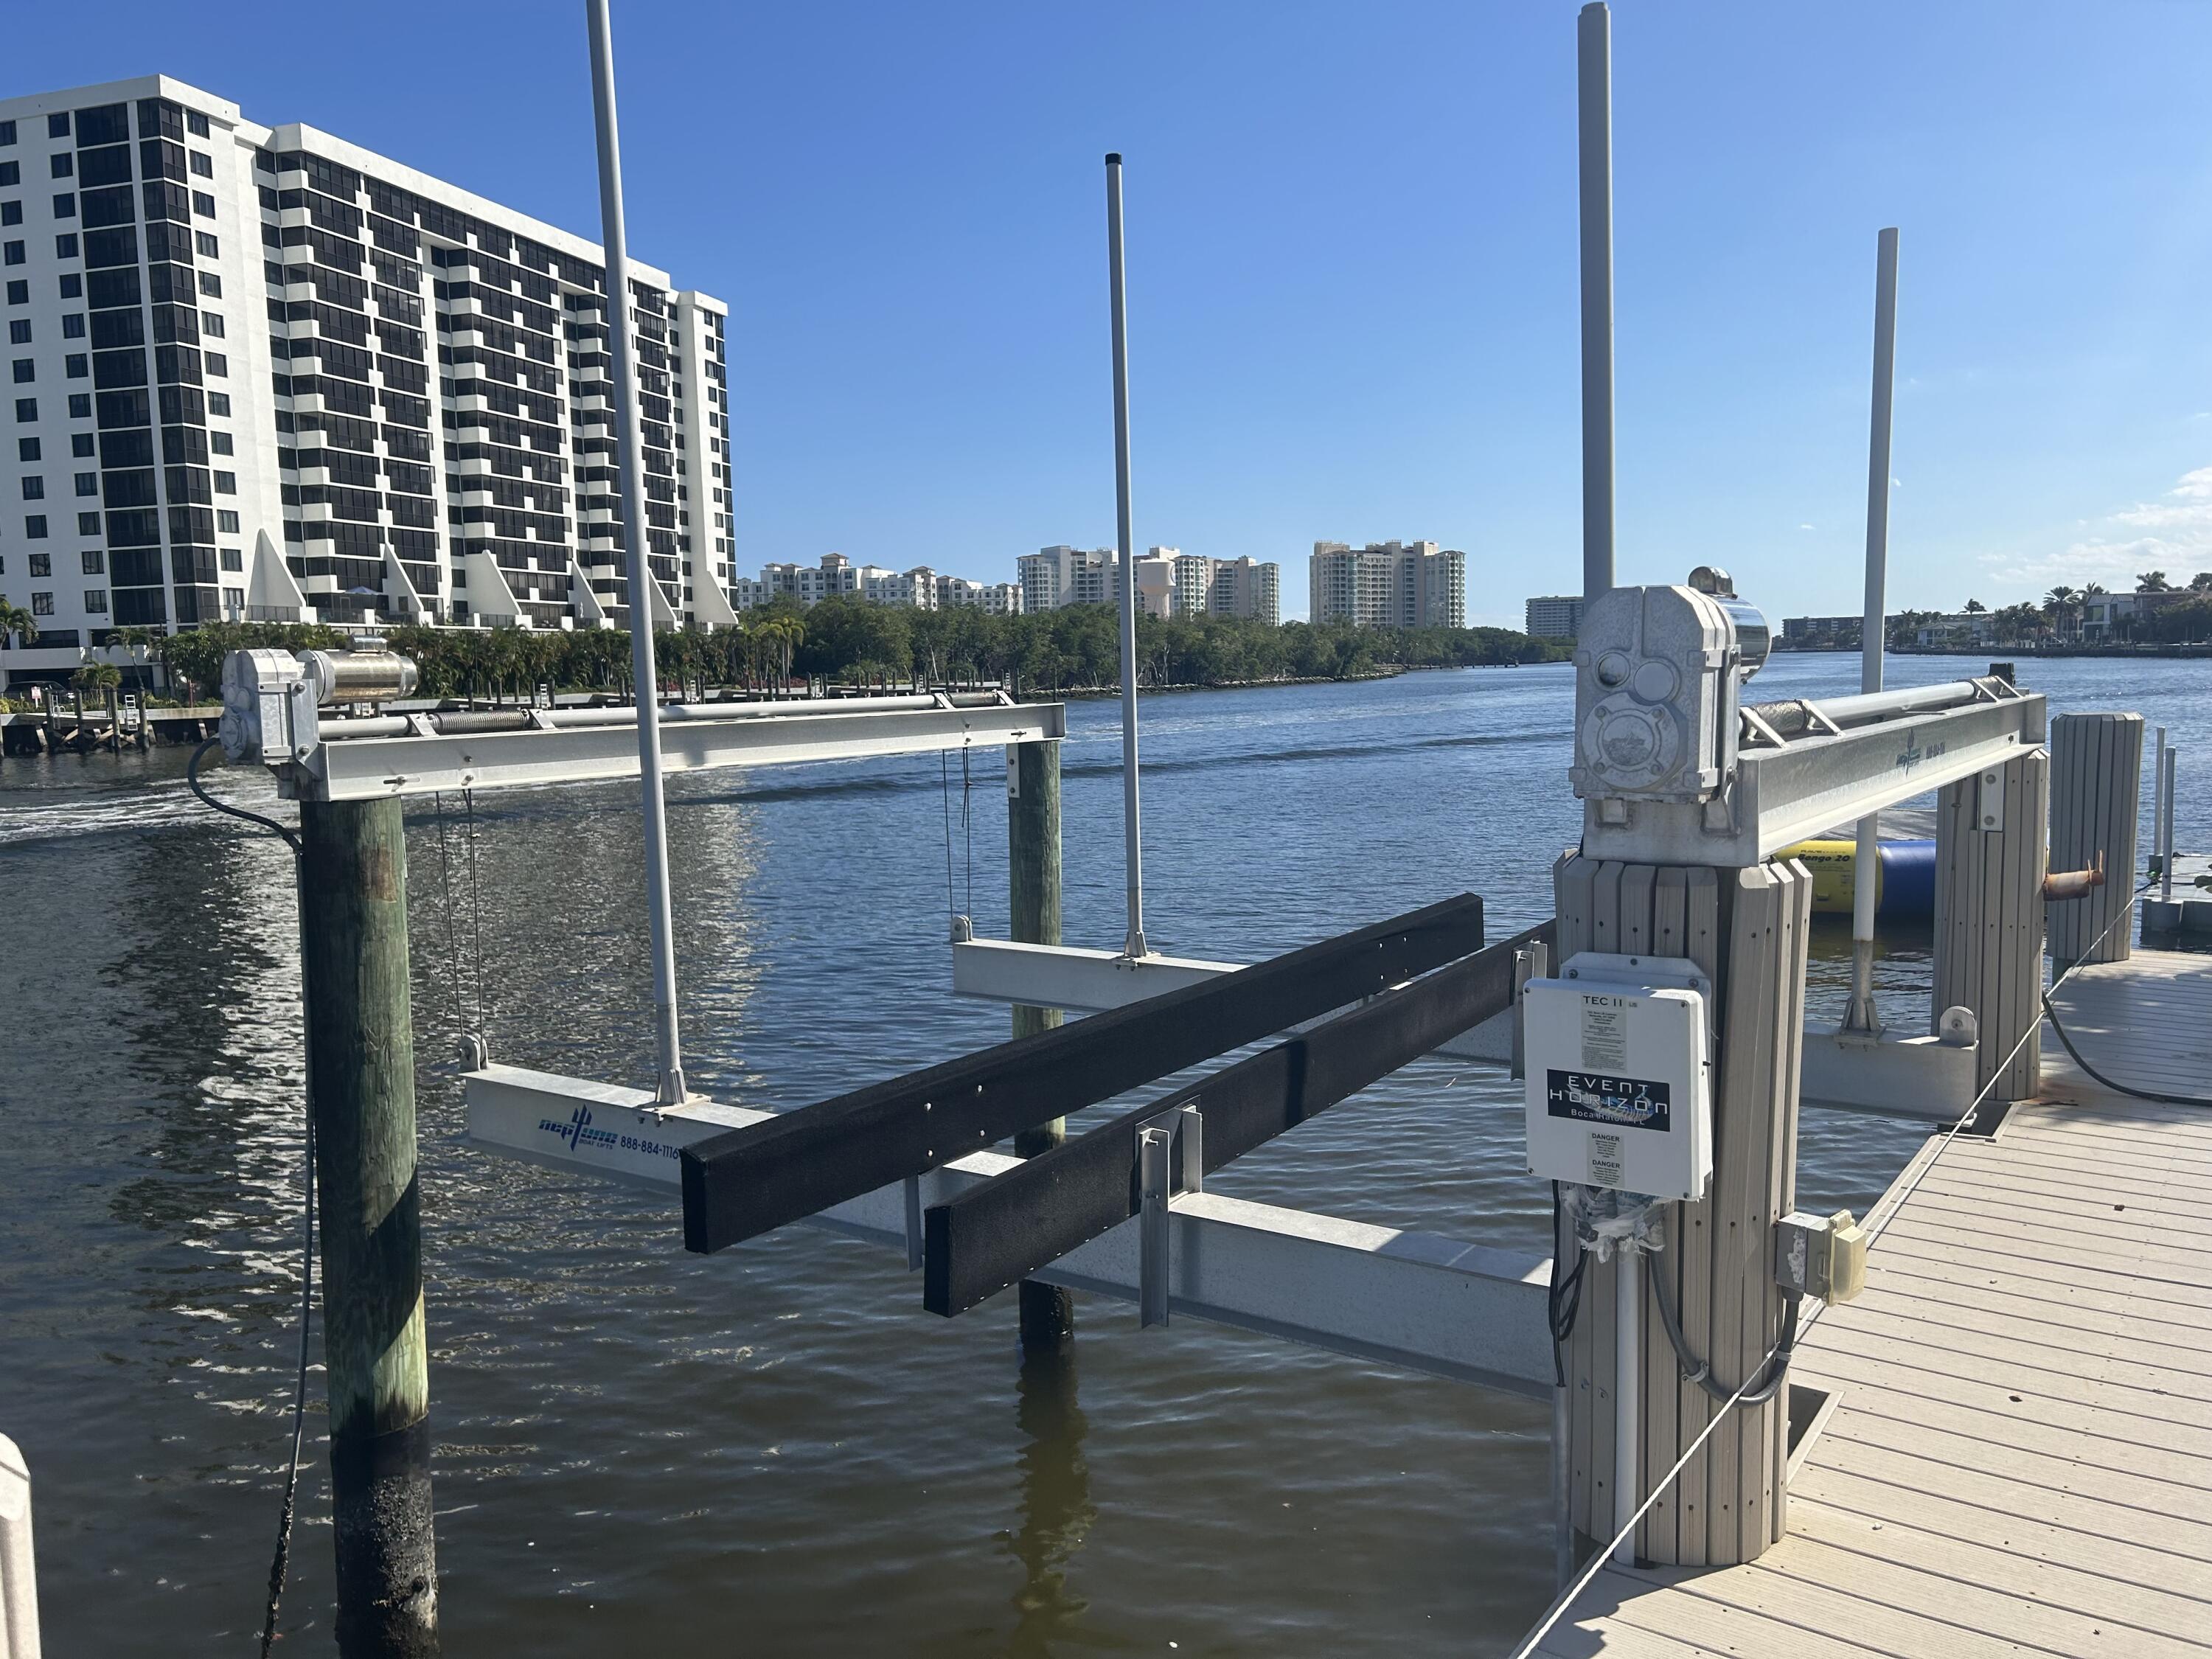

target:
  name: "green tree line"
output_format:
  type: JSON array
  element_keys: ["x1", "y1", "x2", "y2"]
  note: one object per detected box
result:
[{"x1": 147, "y1": 600, "x2": 1568, "y2": 703}]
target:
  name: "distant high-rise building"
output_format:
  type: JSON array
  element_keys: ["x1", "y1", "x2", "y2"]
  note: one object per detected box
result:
[
  {"x1": 0, "y1": 74, "x2": 733, "y2": 683},
  {"x1": 936, "y1": 572, "x2": 1022, "y2": 613},
  {"x1": 1524, "y1": 594, "x2": 1585, "y2": 639},
  {"x1": 1159, "y1": 549, "x2": 1280, "y2": 625},
  {"x1": 1309, "y1": 541, "x2": 1465, "y2": 628}
]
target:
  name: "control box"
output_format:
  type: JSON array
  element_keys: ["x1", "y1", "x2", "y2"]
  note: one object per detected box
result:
[{"x1": 1523, "y1": 953, "x2": 1713, "y2": 1201}]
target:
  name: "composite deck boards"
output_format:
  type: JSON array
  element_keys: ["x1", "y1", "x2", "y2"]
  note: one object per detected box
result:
[{"x1": 1532, "y1": 948, "x2": 2212, "y2": 1655}]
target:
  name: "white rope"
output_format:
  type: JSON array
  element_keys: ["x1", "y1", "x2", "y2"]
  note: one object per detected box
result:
[{"x1": 1510, "y1": 872, "x2": 2157, "y2": 1659}]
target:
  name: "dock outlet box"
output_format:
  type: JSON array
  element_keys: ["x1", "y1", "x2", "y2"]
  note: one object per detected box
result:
[{"x1": 1523, "y1": 952, "x2": 1713, "y2": 1201}]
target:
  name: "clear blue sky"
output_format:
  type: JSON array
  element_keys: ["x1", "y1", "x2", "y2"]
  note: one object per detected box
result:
[{"x1": 13, "y1": 2, "x2": 2212, "y2": 623}]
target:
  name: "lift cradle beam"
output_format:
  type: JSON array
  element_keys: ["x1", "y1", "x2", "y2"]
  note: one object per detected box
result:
[
  {"x1": 680, "y1": 894, "x2": 1487, "y2": 1253},
  {"x1": 924, "y1": 922, "x2": 1547, "y2": 1316}
]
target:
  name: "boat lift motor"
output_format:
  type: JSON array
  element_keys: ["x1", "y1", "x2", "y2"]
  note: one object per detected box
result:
[{"x1": 1569, "y1": 567, "x2": 1770, "y2": 835}]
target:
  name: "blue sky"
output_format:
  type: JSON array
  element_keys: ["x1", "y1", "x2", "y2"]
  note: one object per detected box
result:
[{"x1": 13, "y1": 2, "x2": 2212, "y2": 623}]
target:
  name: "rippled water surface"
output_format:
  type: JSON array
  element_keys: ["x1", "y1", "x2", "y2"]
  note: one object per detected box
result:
[{"x1": 3, "y1": 652, "x2": 2205, "y2": 1654}]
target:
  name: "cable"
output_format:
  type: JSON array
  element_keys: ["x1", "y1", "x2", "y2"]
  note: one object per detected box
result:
[
  {"x1": 2043, "y1": 984, "x2": 2212, "y2": 1107},
  {"x1": 1545, "y1": 1181, "x2": 1587, "y2": 1389},
  {"x1": 961, "y1": 745, "x2": 973, "y2": 923},
  {"x1": 939, "y1": 749, "x2": 958, "y2": 935},
  {"x1": 181, "y1": 740, "x2": 313, "y2": 1655},
  {"x1": 462, "y1": 787, "x2": 487, "y2": 1037},
  {"x1": 431, "y1": 793, "x2": 470, "y2": 1040},
  {"x1": 1649, "y1": 1251, "x2": 1798, "y2": 1405}
]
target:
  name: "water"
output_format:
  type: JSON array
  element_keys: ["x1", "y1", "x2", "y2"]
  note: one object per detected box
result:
[{"x1": 2, "y1": 651, "x2": 2205, "y2": 1655}]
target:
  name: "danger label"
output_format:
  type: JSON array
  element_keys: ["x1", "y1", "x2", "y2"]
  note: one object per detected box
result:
[
  {"x1": 1588, "y1": 1133, "x2": 1624, "y2": 1188},
  {"x1": 1579, "y1": 995, "x2": 1629, "y2": 1071}
]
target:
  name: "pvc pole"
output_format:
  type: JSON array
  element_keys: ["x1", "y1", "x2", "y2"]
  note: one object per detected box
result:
[
  {"x1": 1613, "y1": 1249, "x2": 1639, "y2": 1565},
  {"x1": 1845, "y1": 229, "x2": 1900, "y2": 1036},
  {"x1": 1105, "y1": 152, "x2": 1147, "y2": 959},
  {"x1": 1577, "y1": 2, "x2": 1615, "y2": 602},
  {"x1": 588, "y1": 0, "x2": 686, "y2": 1102},
  {"x1": 0, "y1": 1434, "x2": 40, "y2": 1659},
  {"x1": 2163, "y1": 746, "x2": 2178, "y2": 904}
]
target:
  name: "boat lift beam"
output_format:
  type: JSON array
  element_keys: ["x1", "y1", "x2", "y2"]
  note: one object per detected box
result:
[
  {"x1": 680, "y1": 894, "x2": 1486, "y2": 1254},
  {"x1": 924, "y1": 923, "x2": 1544, "y2": 1318},
  {"x1": 465, "y1": 1062, "x2": 1553, "y2": 1398},
  {"x1": 216, "y1": 647, "x2": 1062, "y2": 802}
]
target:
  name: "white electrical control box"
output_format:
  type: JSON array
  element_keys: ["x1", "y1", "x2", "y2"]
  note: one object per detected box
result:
[{"x1": 1523, "y1": 953, "x2": 1714, "y2": 1201}]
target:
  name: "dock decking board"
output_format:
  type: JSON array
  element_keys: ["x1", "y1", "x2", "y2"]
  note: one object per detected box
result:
[{"x1": 1534, "y1": 948, "x2": 2212, "y2": 1656}]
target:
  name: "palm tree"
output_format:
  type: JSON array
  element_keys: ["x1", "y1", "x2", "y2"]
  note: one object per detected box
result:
[
  {"x1": 2137, "y1": 571, "x2": 2173, "y2": 593},
  {"x1": 0, "y1": 598, "x2": 38, "y2": 650},
  {"x1": 2193, "y1": 573, "x2": 2212, "y2": 594},
  {"x1": 1963, "y1": 598, "x2": 1986, "y2": 614}
]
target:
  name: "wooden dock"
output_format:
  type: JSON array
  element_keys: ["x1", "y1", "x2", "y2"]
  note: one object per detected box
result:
[{"x1": 1535, "y1": 947, "x2": 2212, "y2": 1658}]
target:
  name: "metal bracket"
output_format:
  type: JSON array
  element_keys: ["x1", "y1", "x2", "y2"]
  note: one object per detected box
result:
[
  {"x1": 1976, "y1": 765, "x2": 2006, "y2": 832},
  {"x1": 1510, "y1": 940, "x2": 1550, "y2": 1081},
  {"x1": 1137, "y1": 1103, "x2": 1203, "y2": 1328}
]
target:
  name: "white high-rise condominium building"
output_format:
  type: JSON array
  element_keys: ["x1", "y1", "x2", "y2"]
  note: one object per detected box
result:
[
  {"x1": 1016, "y1": 543, "x2": 1273, "y2": 622},
  {"x1": 0, "y1": 76, "x2": 735, "y2": 685},
  {"x1": 1524, "y1": 594, "x2": 1583, "y2": 639},
  {"x1": 1309, "y1": 540, "x2": 1465, "y2": 628},
  {"x1": 733, "y1": 552, "x2": 1021, "y2": 615}
]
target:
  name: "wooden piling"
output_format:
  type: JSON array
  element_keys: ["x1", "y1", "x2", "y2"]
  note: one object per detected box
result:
[
  {"x1": 1008, "y1": 740, "x2": 1074, "y2": 1350},
  {"x1": 299, "y1": 797, "x2": 440, "y2": 1656},
  {"x1": 1555, "y1": 852, "x2": 1809, "y2": 1568}
]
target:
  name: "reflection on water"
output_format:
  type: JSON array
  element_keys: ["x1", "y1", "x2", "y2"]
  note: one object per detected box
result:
[
  {"x1": 4, "y1": 652, "x2": 2208, "y2": 1655},
  {"x1": 1006, "y1": 1353, "x2": 1095, "y2": 1656}
]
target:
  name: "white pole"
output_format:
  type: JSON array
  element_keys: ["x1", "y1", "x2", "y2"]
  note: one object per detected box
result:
[
  {"x1": 1105, "y1": 153, "x2": 1147, "y2": 959},
  {"x1": 2163, "y1": 746, "x2": 2178, "y2": 904},
  {"x1": 1845, "y1": 229, "x2": 1900, "y2": 1036},
  {"x1": 1613, "y1": 1251, "x2": 1639, "y2": 1565},
  {"x1": 1577, "y1": 3, "x2": 1615, "y2": 603},
  {"x1": 0, "y1": 1434, "x2": 39, "y2": 1659},
  {"x1": 586, "y1": 0, "x2": 686, "y2": 1104}
]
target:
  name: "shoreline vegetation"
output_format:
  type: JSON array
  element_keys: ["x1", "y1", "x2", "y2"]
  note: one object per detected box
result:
[{"x1": 97, "y1": 599, "x2": 1569, "y2": 706}]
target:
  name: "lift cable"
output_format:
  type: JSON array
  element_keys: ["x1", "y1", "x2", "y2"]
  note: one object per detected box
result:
[
  {"x1": 430, "y1": 792, "x2": 473, "y2": 1048},
  {"x1": 184, "y1": 740, "x2": 313, "y2": 1657}
]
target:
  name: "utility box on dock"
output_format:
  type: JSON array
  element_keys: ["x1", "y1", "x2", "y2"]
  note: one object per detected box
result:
[{"x1": 1522, "y1": 953, "x2": 1712, "y2": 1201}]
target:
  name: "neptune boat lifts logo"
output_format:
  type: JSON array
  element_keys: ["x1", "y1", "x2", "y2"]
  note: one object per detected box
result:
[
  {"x1": 1545, "y1": 1071, "x2": 1672, "y2": 1133},
  {"x1": 542, "y1": 1105, "x2": 622, "y2": 1155}
]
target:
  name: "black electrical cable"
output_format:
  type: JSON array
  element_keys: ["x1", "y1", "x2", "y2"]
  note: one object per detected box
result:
[
  {"x1": 184, "y1": 740, "x2": 313, "y2": 1655},
  {"x1": 1648, "y1": 1244, "x2": 1799, "y2": 1406},
  {"x1": 1545, "y1": 1181, "x2": 1588, "y2": 1388},
  {"x1": 2042, "y1": 985, "x2": 2212, "y2": 1108}
]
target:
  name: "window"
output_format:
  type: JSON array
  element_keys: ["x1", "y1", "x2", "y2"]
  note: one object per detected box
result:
[
  {"x1": 75, "y1": 510, "x2": 98, "y2": 534},
  {"x1": 74, "y1": 471, "x2": 96, "y2": 495},
  {"x1": 213, "y1": 470, "x2": 235, "y2": 493},
  {"x1": 215, "y1": 508, "x2": 239, "y2": 533},
  {"x1": 189, "y1": 151, "x2": 212, "y2": 178},
  {"x1": 192, "y1": 192, "x2": 215, "y2": 218},
  {"x1": 52, "y1": 192, "x2": 74, "y2": 218},
  {"x1": 66, "y1": 394, "x2": 88, "y2": 419},
  {"x1": 220, "y1": 546, "x2": 243, "y2": 571},
  {"x1": 204, "y1": 352, "x2": 227, "y2": 377},
  {"x1": 13, "y1": 397, "x2": 35, "y2": 421},
  {"x1": 25, "y1": 515, "x2": 46, "y2": 539},
  {"x1": 47, "y1": 114, "x2": 71, "y2": 139},
  {"x1": 3, "y1": 281, "x2": 20, "y2": 302},
  {"x1": 199, "y1": 310, "x2": 224, "y2": 338},
  {"x1": 58, "y1": 274, "x2": 80, "y2": 299},
  {"x1": 198, "y1": 271, "x2": 220, "y2": 298},
  {"x1": 49, "y1": 155, "x2": 70, "y2": 180},
  {"x1": 222, "y1": 585, "x2": 243, "y2": 611},
  {"x1": 83, "y1": 587, "x2": 107, "y2": 613},
  {"x1": 206, "y1": 391, "x2": 230, "y2": 416},
  {"x1": 30, "y1": 591, "x2": 52, "y2": 616},
  {"x1": 0, "y1": 164, "x2": 13, "y2": 187},
  {"x1": 0, "y1": 122, "x2": 13, "y2": 145},
  {"x1": 70, "y1": 432, "x2": 92, "y2": 456},
  {"x1": 65, "y1": 354, "x2": 86, "y2": 378},
  {"x1": 0, "y1": 203, "x2": 18, "y2": 227},
  {"x1": 61, "y1": 313, "x2": 83, "y2": 338},
  {"x1": 82, "y1": 549, "x2": 103, "y2": 574},
  {"x1": 194, "y1": 231, "x2": 218, "y2": 257},
  {"x1": 11, "y1": 359, "x2": 32, "y2": 383},
  {"x1": 187, "y1": 110, "x2": 210, "y2": 139},
  {"x1": 14, "y1": 436, "x2": 34, "y2": 459},
  {"x1": 6, "y1": 320, "x2": 24, "y2": 344},
  {"x1": 21, "y1": 476, "x2": 43, "y2": 499},
  {"x1": 3, "y1": 243, "x2": 23, "y2": 266},
  {"x1": 54, "y1": 234, "x2": 76, "y2": 259},
  {"x1": 209, "y1": 430, "x2": 232, "y2": 455}
]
